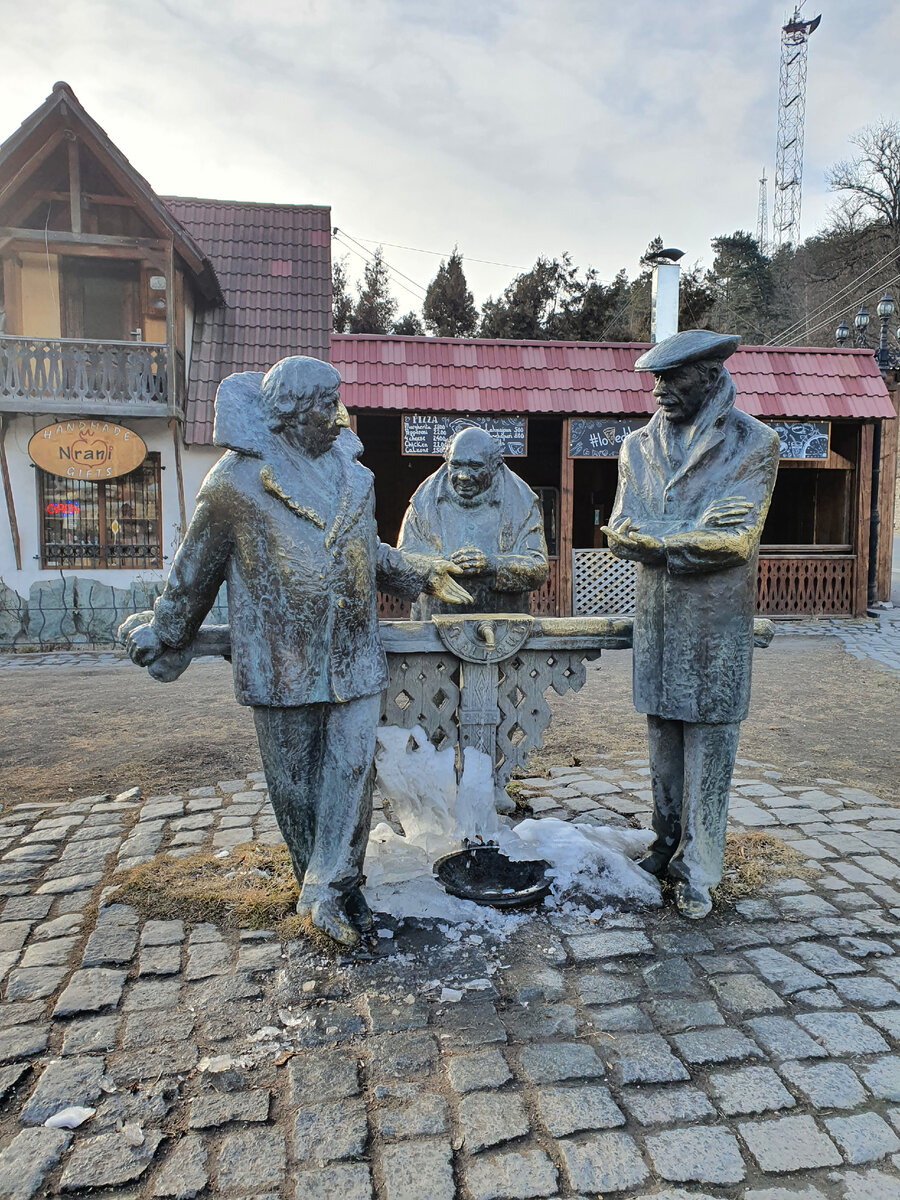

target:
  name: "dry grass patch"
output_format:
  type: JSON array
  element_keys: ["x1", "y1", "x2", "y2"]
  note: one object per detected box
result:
[
  {"x1": 113, "y1": 843, "x2": 299, "y2": 931},
  {"x1": 713, "y1": 831, "x2": 817, "y2": 904}
]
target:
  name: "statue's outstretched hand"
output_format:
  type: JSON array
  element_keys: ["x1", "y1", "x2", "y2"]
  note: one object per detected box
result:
[
  {"x1": 122, "y1": 619, "x2": 165, "y2": 667},
  {"x1": 425, "y1": 559, "x2": 474, "y2": 605}
]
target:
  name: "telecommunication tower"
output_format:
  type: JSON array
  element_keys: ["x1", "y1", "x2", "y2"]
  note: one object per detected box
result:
[
  {"x1": 773, "y1": 7, "x2": 821, "y2": 248},
  {"x1": 757, "y1": 169, "x2": 769, "y2": 256}
]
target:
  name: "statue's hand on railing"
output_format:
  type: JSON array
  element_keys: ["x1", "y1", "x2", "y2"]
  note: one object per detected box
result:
[{"x1": 117, "y1": 610, "x2": 193, "y2": 683}]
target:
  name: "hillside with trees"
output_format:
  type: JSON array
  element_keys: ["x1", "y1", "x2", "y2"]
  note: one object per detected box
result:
[{"x1": 333, "y1": 121, "x2": 900, "y2": 349}]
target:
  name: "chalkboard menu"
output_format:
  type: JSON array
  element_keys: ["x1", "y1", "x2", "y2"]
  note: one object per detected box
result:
[
  {"x1": 569, "y1": 418, "x2": 648, "y2": 458},
  {"x1": 402, "y1": 415, "x2": 527, "y2": 456},
  {"x1": 768, "y1": 421, "x2": 830, "y2": 461}
]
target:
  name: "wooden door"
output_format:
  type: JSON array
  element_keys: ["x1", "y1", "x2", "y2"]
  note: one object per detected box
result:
[{"x1": 61, "y1": 259, "x2": 140, "y2": 341}]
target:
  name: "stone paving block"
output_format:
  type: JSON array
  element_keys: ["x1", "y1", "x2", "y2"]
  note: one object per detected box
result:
[
  {"x1": 139, "y1": 945, "x2": 181, "y2": 976},
  {"x1": 81, "y1": 921, "x2": 138, "y2": 967},
  {"x1": 0, "y1": 1062, "x2": 29, "y2": 1102},
  {"x1": 59, "y1": 1129, "x2": 164, "y2": 1190},
  {"x1": 672, "y1": 1027, "x2": 763, "y2": 1064},
  {"x1": 791, "y1": 941, "x2": 864, "y2": 975},
  {"x1": 458, "y1": 1090, "x2": 529, "y2": 1152},
  {"x1": 5, "y1": 965, "x2": 67, "y2": 1001},
  {"x1": 151, "y1": 1133, "x2": 207, "y2": 1199},
  {"x1": 745, "y1": 1016, "x2": 828, "y2": 1061},
  {"x1": 649, "y1": 998, "x2": 725, "y2": 1032},
  {"x1": 620, "y1": 1084, "x2": 715, "y2": 1126},
  {"x1": 607, "y1": 1032, "x2": 690, "y2": 1084},
  {"x1": 0, "y1": 1126, "x2": 71, "y2": 1200},
  {"x1": 289, "y1": 1048, "x2": 360, "y2": 1104},
  {"x1": 53, "y1": 967, "x2": 126, "y2": 1017},
  {"x1": 433, "y1": 1001, "x2": 507, "y2": 1048},
  {"x1": 642, "y1": 955, "x2": 706, "y2": 996},
  {"x1": 867, "y1": 1008, "x2": 900, "y2": 1040},
  {"x1": 363, "y1": 994, "x2": 429, "y2": 1033},
  {"x1": 107, "y1": 1042, "x2": 198, "y2": 1082},
  {"x1": 293, "y1": 1097, "x2": 368, "y2": 1162},
  {"x1": 826, "y1": 1112, "x2": 900, "y2": 1163},
  {"x1": 566, "y1": 930, "x2": 653, "y2": 961},
  {"x1": 369, "y1": 1032, "x2": 440, "y2": 1080},
  {"x1": 123, "y1": 977, "x2": 182, "y2": 1010},
  {"x1": 645, "y1": 1125, "x2": 746, "y2": 1184},
  {"x1": 834, "y1": 975, "x2": 900, "y2": 1007},
  {"x1": 779, "y1": 1060, "x2": 867, "y2": 1109},
  {"x1": 535, "y1": 1083, "x2": 624, "y2": 1136},
  {"x1": 503, "y1": 1001, "x2": 576, "y2": 1039},
  {"x1": 835, "y1": 1168, "x2": 900, "y2": 1200},
  {"x1": 446, "y1": 1049, "x2": 511, "y2": 1094},
  {"x1": 859, "y1": 1056, "x2": 900, "y2": 1102},
  {"x1": 743, "y1": 946, "x2": 825, "y2": 993},
  {"x1": 189, "y1": 1088, "x2": 270, "y2": 1127},
  {"x1": 185, "y1": 938, "x2": 230, "y2": 980},
  {"x1": 294, "y1": 1162, "x2": 373, "y2": 1200},
  {"x1": 19, "y1": 1055, "x2": 105, "y2": 1123},
  {"x1": 575, "y1": 972, "x2": 642, "y2": 1005},
  {"x1": 123, "y1": 1009, "x2": 195, "y2": 1048},
  {"x1": 796, "y1": 1012, "x2": 890, "y2": 1055},
  {"x1": 588, "y1": 1003, "x2": 652, "y2": 1032},
  {"x1": 743, "y1": 1187, "x2": 828, "y2": 1200},
  {"x1": 216, "y1": 1128, "x2": 285, "y2": 1192},
  {"x1": 709, "y1": 973, "x2": 785, "y2": 1014},
  {"x1": 0, "y1": 1023, "x2": 47, "y2": 1064},
  {"x1": 739, "y1": 1114, "x2": 842, "y2": 1172},
  {"x1": 518, "y1": 1041, "x2": 605, "y2": 1083},
  {"x1": 381, "y1": 1139, "x2": 455, "y2": 1200},
  {"x1": 559, "y1": 1130, "x2": 648, "y2": 1194},
  {"x1": 20, "y1": 936, "x2": 78, "y2": 968},
  {"x1": 709, "y1": 1065, "x2": 796, "y2": 1115},
  {"x1": 139, "y1": 919, "x2": 184, "y2": 946},
  {"x1": 374, "y1": 1088, "x2": 448, "y2": 1140},
  {"x1": 0, "y1": 921, "x2": 35, "y2": 953}
]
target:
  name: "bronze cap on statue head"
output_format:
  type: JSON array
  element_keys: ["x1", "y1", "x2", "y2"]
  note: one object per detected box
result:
[{"x1": 634, "y1": 330, "x2": 741, "y2": 373}]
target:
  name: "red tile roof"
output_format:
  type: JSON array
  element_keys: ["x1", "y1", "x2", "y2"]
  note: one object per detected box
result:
[
  {"x1": 163, "y1": 198, "x2": 332, "y2": 444},
  {"x1": 332, "y1": 335, "x2": 896, "y2": 422}
]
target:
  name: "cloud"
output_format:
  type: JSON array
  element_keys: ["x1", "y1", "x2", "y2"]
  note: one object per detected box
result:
[{"x1": 2, "y1": 0, "x2": 897, "y2": 304}]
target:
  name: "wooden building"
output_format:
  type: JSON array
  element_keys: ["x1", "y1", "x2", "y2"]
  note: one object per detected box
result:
[
  {"x1": 330, "y1": 334, "x2": 898, "y2": 619},
  {"x1": 0, "y1": 83, "x2": 331, "y2": 645}
]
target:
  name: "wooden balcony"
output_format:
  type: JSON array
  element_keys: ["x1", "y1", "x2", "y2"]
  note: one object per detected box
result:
[{"x1": 0, "y1": 335, "x2": 173, "y2": 417}]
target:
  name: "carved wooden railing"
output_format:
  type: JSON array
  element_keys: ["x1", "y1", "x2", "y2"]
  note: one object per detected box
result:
[
  {"x1": 0, "y1": 335, "x2": 169, "y2": 415},
  {"x1": 757, "y1": 554, "x2": 855, "y2": 616}
]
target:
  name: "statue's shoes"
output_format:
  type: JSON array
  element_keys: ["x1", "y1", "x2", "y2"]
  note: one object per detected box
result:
[
  {"x1": 345, "y1": 888, "x2": 374, "y2": 934},
  {"x1": 637, "y1": 851, "x2": 671, "y2": 878},
  {"x1": 674, "y1": 881, "x2": 713, "y2": 920},
  {"x1": 297, "y1": 897, "x2": 360, "y2": 947}
]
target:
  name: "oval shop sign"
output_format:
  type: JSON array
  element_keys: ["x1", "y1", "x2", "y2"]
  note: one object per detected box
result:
[{"x1": 28, "y1": 420, "x2": 148, "y2": 481}]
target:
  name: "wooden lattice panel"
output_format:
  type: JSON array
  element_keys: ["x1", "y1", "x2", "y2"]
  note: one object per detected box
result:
[
  {"x1": 573, "y1": 550, "x2": 636, "y2": 616},
  {"x1": 494, "y1": 649, "x2": 591, "y2": 784},
  {"x1": 380, "y1": 652, "x2": 460, "y2": 750},
  {"x1": 757, "y1": 556, "x2": 855, "y2": 616}
]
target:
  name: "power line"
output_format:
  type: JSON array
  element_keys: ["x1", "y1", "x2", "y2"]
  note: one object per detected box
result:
[
  {"x1": 332, "y1": 234, "x2": 426, "y2": 305},
  {"x1": 775, "y1": 271, "x2": 900, "y2": 346},
  {"x1": 343, "y1": 234, "x2": 529, "y2": 272},
  {"x1": 333, "y1": 229, "x2": 428, "y2": 296}
]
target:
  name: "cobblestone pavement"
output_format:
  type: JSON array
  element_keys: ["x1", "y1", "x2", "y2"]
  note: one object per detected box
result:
[
  {"x1": 2, "y1": 755, "x2": 900, "y2": 1200},
  {"x1": 778, "y1": 614, "x2": 900, "y2": 673}
]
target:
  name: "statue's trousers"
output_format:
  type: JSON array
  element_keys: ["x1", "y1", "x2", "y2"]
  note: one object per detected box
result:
[
  {"x1": 645, "y1": 715, "x2": 741, "y2": 892},
  {"x1": 252, "y1": 695, "x2": 380, "y2": 902}
]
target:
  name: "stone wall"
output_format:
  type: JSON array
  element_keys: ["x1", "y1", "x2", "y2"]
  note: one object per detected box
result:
[{"x1": 0, "y1": 576, "x2": 228, "y2": 649}]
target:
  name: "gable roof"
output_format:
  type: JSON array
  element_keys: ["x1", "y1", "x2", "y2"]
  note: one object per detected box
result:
[
  {"x1": 331, "y1": 335, "x2": 896, "y2": 422},
  {"x1": 0, "y1": 83, "x2": 221, "y2": 301},
  {"x1": 163, "y1": 198, "x2": 332, "y2": 445}
]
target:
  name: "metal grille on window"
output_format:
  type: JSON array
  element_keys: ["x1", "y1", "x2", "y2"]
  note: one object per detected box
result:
[
  {"x1": 572, "y1": 548, "x2": 636, "y2": 615},
  {"x1": 39, "y1": 455, "x2": 162, "y2": 570}
]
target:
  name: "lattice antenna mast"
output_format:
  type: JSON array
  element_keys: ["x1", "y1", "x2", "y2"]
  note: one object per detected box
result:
[
  {"x1": 757, "y1": 169, "x2": 769, "y2": 256},
  {"x1": 773, "y1": 8, "x2": 821, "y2": 248}
]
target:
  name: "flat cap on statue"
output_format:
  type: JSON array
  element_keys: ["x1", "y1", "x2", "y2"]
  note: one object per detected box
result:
[{"x1": 634, "y1": 330, "x2": 741, "y2": 373}]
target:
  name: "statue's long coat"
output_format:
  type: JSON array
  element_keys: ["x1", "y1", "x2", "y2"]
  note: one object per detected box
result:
[
  {"x1": 610, "y1": 377, "x2": 779, "y2": 724},
  {"x1": 151, "y1": 373, "x2": 425, "y2": 707}
]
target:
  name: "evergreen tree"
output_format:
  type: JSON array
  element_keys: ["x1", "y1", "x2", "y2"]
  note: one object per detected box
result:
[
  {"x1": 423, "y1": 249, "x2": 478, "y2": 337},
  {"x1": 349, "y1": 247, "x2": 398, "y2": 334},
  {"x1": 332, "y1": 256, "x2": 353, "y2": 333},
  {"x1": 708, "y1": 232, "x2": 776, "y2": 341},
  {"x1": 393, "y1": 311, "x2": 425, "y2": 335}
]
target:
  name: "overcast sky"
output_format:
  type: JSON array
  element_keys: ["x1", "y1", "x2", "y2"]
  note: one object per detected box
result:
[{"x1": 3, "y1": 0, "x2": 898, "y2": 309}]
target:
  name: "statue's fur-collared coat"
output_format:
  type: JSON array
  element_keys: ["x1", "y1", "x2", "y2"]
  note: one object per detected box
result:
[
  {"x1": 151, "y1": 372, "x2": 425, "y2": 707},
  {"x1": 610, "y1": 375, "x2": 779, "y2": 724}
]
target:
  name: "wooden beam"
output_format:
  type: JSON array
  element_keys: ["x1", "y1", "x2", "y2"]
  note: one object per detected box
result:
[
  {"x1": 559, "y1": 418, "x2": 574, "y2": 617},
  {"x1": 0, "y1": 415, "x2": 22, "y2": 570},
  {"x1": 0, "y1": 129, "x2": 65, "y2": 208},
  {"x1": 853, "y1": 422, "x2": 874, "y2": 615},
  {"x1": 0, "y1": 226, "x2": 167, "y2": 253},
  {"x1": 171, "y1": 418, "x2": 187, "y2": 534},
  {"x1": 875, "y1": 387, "x2": 899, "y2": 601},
  {"x1": 44, "y1": 191, "x2": 137, "y2": 207},
  {"x1": 66, "y1": 136, "x2": 81, "y2": 234}
]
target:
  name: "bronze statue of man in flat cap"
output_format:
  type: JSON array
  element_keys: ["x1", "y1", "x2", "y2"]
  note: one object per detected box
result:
[
  {"x1": 122, "y1": 357, "x2": 470, "y2": 947},
  {"x1": 603, "y1": 330, "x2": 779, "y2": 918},
  {"x1": 398, "y1": 426, "x2": 549, "y2": 620}
]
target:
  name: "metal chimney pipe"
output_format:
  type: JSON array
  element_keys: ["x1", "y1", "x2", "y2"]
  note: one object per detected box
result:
[{"x1": 651, "y1": 261, "x2": 680, "y2": 343}]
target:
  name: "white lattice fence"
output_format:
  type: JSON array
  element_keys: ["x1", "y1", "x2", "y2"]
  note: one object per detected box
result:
[{"x1": 573, "y1": 549, "x2": 636, "y2": 616}]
